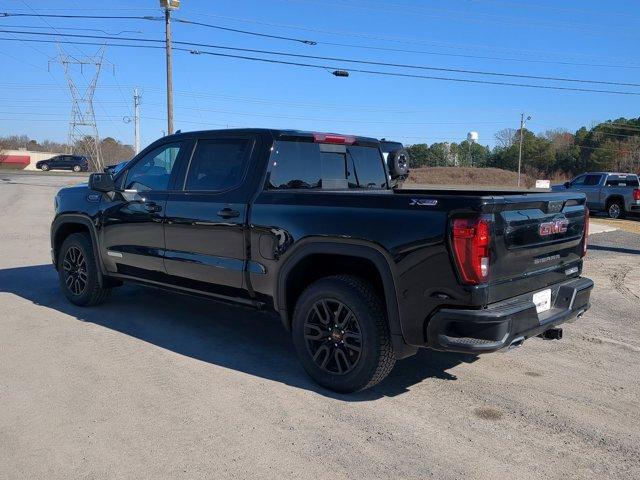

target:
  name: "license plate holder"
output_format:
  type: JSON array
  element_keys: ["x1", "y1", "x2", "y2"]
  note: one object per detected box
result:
[{"x1": 533, "y1": 288, "x2": 552, "y2": 314}]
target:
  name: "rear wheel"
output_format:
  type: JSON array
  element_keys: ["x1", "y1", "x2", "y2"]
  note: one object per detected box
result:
[
  {"x1": 607, "y1": 200, "x2": 624, "y2": 219},
  {"x1": 72, "y1": 165, "x2": 82, "y2": 172},
  {"x1": 57, "y1": 233, "x2": 110, "y2": 306},
  {"x1": 291, "y1": 275, "x2": 395, "y2": 393},
  {"x1": 41, "y1": 163, "x2": 50, "y2": 171}
]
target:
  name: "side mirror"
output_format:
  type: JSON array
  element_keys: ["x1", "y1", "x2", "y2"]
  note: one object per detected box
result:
[
  {"x1": 89, "y1": 172, "x2": 115, "y2": 193},
  {"x1": 564, "y1": 181, "x2": 571, "y2": 188}
]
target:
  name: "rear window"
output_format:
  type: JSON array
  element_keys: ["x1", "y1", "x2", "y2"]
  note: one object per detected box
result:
[
  {"x1": 605, "y1": 175, "x2": 639, "y2": 187},
  {"x1": 267, "y1": 140, "x2": 387, "y2": 190}
]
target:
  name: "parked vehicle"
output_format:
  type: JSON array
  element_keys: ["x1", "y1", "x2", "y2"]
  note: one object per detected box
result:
[
  {"x1": 51, "y1": 129, "x2": 593, "y2": 392},
  {"x1": 36, "y1": 155, "x2": 89, "y2": 172},
  {"x1": 552, "y1": 172, "x2": 640, "y2": 219}
]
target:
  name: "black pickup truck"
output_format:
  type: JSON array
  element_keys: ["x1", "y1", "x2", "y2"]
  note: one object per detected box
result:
[{"x1": 51, "y1": 129, "x2": 593, "y2": 392}]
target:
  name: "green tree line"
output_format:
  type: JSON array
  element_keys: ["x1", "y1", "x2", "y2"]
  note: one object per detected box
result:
[{"x1": 406, "y1": 117, "x2": 640, "y2": 176}]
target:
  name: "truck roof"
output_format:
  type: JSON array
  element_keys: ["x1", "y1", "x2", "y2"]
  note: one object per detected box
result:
[
  {"x1": 585, "y1": 171, "x2": 638, "y2": 176},
  {"x1": 162, "y1": 128, "x2": 380, "y2": 144}
]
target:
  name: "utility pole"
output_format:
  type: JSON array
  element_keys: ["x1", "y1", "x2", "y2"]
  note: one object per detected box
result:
[
  {"x1": 160, "y1": 1, "x2": 180, "y2": 135},
  {"x1": 517, "y1": 113, "x2": 531, "y2": 187},
  {"x1": 133, "y1": 88, "x2": 141, "y2": 154}
]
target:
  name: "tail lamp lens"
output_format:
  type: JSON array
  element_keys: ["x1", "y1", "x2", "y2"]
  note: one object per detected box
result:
[
  {"x1": 633, "y1": 189, "x2": 640, "y2": 201},
  {"x1": 451, "y1": 218, "x2": 490, "y2": 285}
]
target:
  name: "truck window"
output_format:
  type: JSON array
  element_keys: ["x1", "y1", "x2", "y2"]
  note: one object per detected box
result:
[
  {"x1": 267, "y1": 140, "x2": 387, "y2": 190},
  {"x1": 605, "y1": 176, "x2": 639, "y2": 187},
  {"x1": 584, "y1": 174, "x2": 601, "y2": 186},
  {"x1": 348, "y1": 146, "x2": 388, "y2": 189},
  {"x1": 123, "y1": 142, "x2": 182, "y2": 192},
  {"x1": 184, "y1": 139, "x2": 251, "y2": 191},
  {"x1": 570, "y1": 175, "x2": 586, "y2": 186}
]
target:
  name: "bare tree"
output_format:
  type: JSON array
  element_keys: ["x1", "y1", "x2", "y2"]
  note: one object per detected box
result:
[{"x1": 494, "y1": 128, "x2": 517, "y2": 148}]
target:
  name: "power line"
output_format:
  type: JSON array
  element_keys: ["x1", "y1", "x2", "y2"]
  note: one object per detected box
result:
[
  {"x1": 5, "y1": 10, "x2": 640, "y2": 70},
  {"x1": 2, "y1": 29, "x2": 640, "y2": 90},
  {"x1": 0, "y1": 11, "x2": 317, "y2": 45},
  {"x1": 1, "y1": 36, "x2": 639, "y2": 96},
  {"x1": 187, "y1": 12, "x2": 640, "y2": 67},
  {"x1": 172, "y1": 17, "x2": 316, "y2": 45},
  {"x1": 4, "y1": 23, "x2": 144, "y2": 36}
]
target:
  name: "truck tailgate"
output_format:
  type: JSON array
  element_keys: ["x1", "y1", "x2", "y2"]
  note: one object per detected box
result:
[{"x1": 484, "y1": 193, "x2": 587, "y2": 303}]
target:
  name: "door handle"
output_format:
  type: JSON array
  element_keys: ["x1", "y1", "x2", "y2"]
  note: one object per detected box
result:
[
  {"x1": 144, "y1": 202, "x2": 162, "y2": 213},
  {"x1": 217, "y1": 208, "x2": 240, "y2": 219}
]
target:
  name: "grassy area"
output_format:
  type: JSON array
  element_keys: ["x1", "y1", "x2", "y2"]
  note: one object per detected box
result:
[{"x1": 406, "y1": 167, "x2": 537, "y2": 188}]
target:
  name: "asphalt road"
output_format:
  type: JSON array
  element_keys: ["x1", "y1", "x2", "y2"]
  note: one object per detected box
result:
[{"x1": 1, "y1": 173, "x2": 639, "y2": 480}]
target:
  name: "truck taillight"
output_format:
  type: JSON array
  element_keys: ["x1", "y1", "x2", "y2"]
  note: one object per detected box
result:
[
  {"x1": 633, "y1": 189, "x2": 640, "y2": 201},
  {"x1": 451, "y1": 218, "x2": 490, "y2": 285},
  {"x1": 583, "y1": 207, "x2": 589, "y2": 257}
]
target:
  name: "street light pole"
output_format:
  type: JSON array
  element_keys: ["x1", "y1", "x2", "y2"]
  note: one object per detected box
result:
[{"x1": 517, "y1": 113, "x2": 531, "y2": 187}]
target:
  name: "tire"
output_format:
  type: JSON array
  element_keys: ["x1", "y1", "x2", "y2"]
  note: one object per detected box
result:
[
  {"x1": 607, "y1": 200, "x2": 624, "y2": 219},
  {"x1": 387, "y1": 148, "x2": 409, "y2": 177},
  {"x1": 41, "y1": 163, "x2": 50, "y2": 171},
  {"x1": 57, "y1": 232, "x2": 110, "y2": 306},
  {"x1": 72, "y1": 165, "x2": 82, "y2": 172},
  {"x1": 291, "y1": 275, "x2": 395, "y2": 393}
]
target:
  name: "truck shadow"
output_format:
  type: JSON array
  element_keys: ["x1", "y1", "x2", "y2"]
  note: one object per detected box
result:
[{"x1": 0, "y1": 264, "x2": 479, "y2": 401}]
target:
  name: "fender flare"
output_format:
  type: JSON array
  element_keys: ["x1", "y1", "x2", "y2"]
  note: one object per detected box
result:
[
  {"x1": 51, "y1": 214, "x2": 107, "y2": 285},
  {"x1": 275, "y1": 239, "x2": 403, "y2": 340}
]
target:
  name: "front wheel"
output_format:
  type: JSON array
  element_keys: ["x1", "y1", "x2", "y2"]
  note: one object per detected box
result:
[
  {"x1": 41, "y1": 163, "x2": 50, "y2": 171},
  {"x1": 291, "y1": 275, "x2": 395, "y2": 393},
  {"x1": 607, "y1": 200, "x2": 624, "y2": 219},
  {"x1": 57, "y1": 233, "x2": 110, "y2": 306}
]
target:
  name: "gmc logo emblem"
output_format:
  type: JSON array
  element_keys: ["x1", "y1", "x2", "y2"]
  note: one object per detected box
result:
[{"x1": 539, "y1": 219, "x2": 569, "y2": 236}]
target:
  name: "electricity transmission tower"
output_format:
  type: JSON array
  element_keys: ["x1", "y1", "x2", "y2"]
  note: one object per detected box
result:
[{"x1": 50, "y1": 46, "x2": 109, "y2": 171}]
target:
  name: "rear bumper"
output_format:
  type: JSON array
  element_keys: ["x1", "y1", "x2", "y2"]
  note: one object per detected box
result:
[{"x1": 426, "y1": 277, "x2": 593, "y2": 353}]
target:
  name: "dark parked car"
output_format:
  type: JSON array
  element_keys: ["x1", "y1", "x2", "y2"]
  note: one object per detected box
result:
[
  {"x1": 36, "y1": 155, "x2": 89, "y2": 172},
  {"x1": 51, "y1": 129, "x2": 593, "y2": 392}
]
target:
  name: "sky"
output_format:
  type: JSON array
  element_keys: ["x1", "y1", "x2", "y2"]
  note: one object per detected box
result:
[{"x1": 0, "y1": 0, "x2": 638, "y2": 150}]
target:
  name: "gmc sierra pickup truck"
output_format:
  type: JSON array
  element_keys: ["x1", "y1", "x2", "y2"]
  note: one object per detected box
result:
[
  {"x1": 51, "y1": 129, "x2": 593, "y2": 392},
  {"x1": 552, "y1": 172, "x2": 640, "y2": 219}
]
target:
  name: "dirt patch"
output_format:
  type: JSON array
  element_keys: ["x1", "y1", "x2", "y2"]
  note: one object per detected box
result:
[{"x1": 474, "y1": 407, "x2": 504, "y2": 421}]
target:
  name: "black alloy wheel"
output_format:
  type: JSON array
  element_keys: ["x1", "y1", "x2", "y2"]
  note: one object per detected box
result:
[
  {"x1": 62, "y1": 246, "x2": 88, "y2": 296},
  {"x1": 292, "y1": 275, "x2": 396, "y2": 393},
  {"x1": 304, "y1": 298, "x2": 362, "y2": 375}
]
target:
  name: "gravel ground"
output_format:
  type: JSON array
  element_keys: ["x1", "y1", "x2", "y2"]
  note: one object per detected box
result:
[{"x1": 1, "y1": 173, "x2": 639, "y2": 480}]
